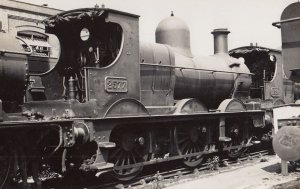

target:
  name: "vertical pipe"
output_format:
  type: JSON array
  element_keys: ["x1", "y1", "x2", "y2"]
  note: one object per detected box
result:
[
  {"x1": 84, "y1": 68, "x2": 89, "y2": 101},
  {"x1": 281, "y1": 160, "x2": 288, "y2": 176},
  {"x1": 263, "y1": 69, "x2": 266, "y2": 100}
]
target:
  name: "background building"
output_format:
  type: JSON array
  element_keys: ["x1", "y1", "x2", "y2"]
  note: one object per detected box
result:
[{"x1": 0, "y1": 0, "x2": 62, "y2": 66}]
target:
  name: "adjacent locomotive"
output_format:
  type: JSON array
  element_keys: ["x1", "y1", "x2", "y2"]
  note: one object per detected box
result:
[
  {"x1": 0, "y1": 7, "x2": 266, "y2": 188},
  {"x1": 271, "y1": 2, "x2": 300, "y2": 162}
]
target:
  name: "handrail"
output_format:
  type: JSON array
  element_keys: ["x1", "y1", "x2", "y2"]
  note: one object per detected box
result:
[
  {"x1": 0, "y1": 36, "x2": 33, "y2": 56},
  {"x1": 140, "y1": 62, "x2": 253, "y2": 75},
  {"x1": 272, "y1": 16, "x2": 300, "y2": 28}
]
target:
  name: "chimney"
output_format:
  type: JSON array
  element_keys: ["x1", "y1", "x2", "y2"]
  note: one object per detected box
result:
[{"x1": 211, "y1": 28, "x2": 230, "y2": 54}]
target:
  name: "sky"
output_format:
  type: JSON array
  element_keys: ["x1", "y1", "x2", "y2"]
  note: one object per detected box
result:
[{"x1": 19, "y1": 0, "x2": 298, "y2": 55}]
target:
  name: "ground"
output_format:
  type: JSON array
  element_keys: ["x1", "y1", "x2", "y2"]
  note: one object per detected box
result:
[{"x1": 165, "y1": 155, "x2": 300, "y2": 189}]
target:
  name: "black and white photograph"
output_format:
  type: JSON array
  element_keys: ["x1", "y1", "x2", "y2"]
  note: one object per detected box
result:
[{"x1": 0, "y1": 0, "x2": 300, "y2": 188}]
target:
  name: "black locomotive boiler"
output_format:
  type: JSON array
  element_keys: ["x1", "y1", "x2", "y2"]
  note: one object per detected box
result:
[{"x1": 0, "y1": 7, "x2": 266, "y2": 187}]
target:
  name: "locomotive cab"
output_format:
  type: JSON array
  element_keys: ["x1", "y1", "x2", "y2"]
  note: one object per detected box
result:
[
  {"x1": 25, "y1": 8, "x2": 143, "y2": 118},
  {"x1": 230, "y1": 46, "x2": 294, "y2": 104},
  {"x1": 230, "y1": 47, "x2": 278, "y2": 100},
  {"x1": 48, "y1": 14, "x2": 123, "y2": 70},
  {"x1": 43, "y1": 10, "x2": 124, "y2": 103}
]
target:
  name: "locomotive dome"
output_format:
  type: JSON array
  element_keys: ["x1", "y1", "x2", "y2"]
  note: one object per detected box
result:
[{"x1": 155, "y1": 12, "x2": 192, "y2": 57}]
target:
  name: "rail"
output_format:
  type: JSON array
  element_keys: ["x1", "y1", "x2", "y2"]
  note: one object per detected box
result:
[
  {"x1": 82, "y1": 149, "x2": 271, "y2": 189},
  {"x1": 272, "y1": 16, "x2": 300, "y2": 28}
]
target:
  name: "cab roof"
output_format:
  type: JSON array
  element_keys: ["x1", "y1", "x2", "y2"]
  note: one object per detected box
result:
[{"x1": 43, "y1": 7, "x2": 139, "y2": 28}]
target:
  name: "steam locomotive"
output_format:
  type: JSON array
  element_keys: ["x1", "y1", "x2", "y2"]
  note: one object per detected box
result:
[
  {"x1": 0, "y1": 6, "x2": 282, "y2": 188},
  {"x1": 271, "y1": 2, "x2": 300, "y2": 163}
]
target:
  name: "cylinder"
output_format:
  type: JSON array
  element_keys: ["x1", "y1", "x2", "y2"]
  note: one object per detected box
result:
[{"x1": 211, "y1": 28, "x2": 230, "y2": 54}]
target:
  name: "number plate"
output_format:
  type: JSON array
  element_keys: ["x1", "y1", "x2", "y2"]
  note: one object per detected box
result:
[
  {"x1": 271, "y1": 87, "x2": 280, "y2": 97},
  {"x1": 105, "y1": 77, "x2": 128, "y2": 93}
]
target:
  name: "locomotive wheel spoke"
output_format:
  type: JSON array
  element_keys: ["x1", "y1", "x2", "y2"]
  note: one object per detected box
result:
[
  {"x1": 224, "y1": 123, "x2": 252, "y2": 160},
  {"x1": 133, "y1": 149, "x2": 143, "y2": 158},
  {"x1": 180, "y1": 141, "x2": 190, "y2": 152},
  {"x1": 121, "y1": 158, "x2": 126, "y2": 167},
  {"x1": 109, "y1": 129, "x2": 149, "y2": 181},
  {"x1": 127, "y1": 155, "x2": 131, "y2": 166},
  {"x1": 110, "y1": 147, "x2": 122, "y2": 159},
  {"x1": 224, "y1": 140, "x2": 246, "y2": 160},
  {"x1": 178, "y1": 137, "x2": 189, "y2": 144},
  {"x1": 115, "y1": 150, "x2": 124, "y2": 161},
  {"x1": 131, "y1": 152, "x2": 137, "y2": 164},
  {"x1": 115, "y1": 159, "x2": 120, "y2": 166},
  {"x1": 175, "y1": 126, "x2": 207, "y2": 168}
]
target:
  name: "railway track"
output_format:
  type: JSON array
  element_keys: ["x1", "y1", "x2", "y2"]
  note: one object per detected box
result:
[
  {"x1": 113, "y1": 150, "x2": 272, "y2": 189},
  {"x1": 43, "y1": 148, "x2": 272, "y2": 189}
]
